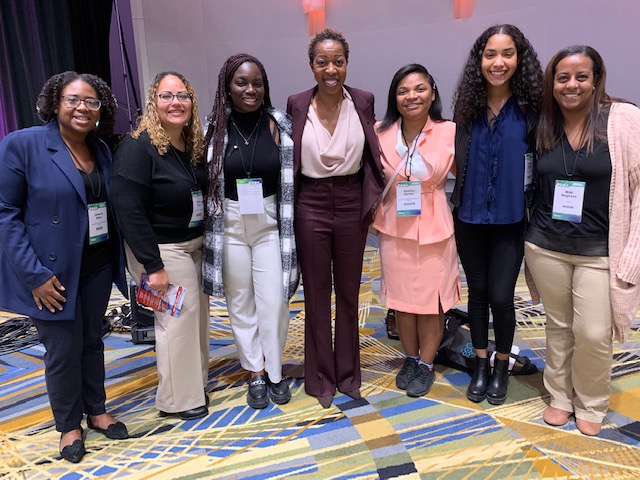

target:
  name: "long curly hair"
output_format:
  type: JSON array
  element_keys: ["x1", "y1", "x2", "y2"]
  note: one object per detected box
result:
[
  {"x1": 36, "y1": 71, "x2": 117, "y2": 137},
  {"x1": 308, "y1": 28, "x2": 350, "y2": 64},
  {"x1": 202, "y1": 54, "x2": 272, "y2": 212},
  {"x1": 537, "y1": 45, "x2": 616, "y2": 154},
  {"x1": 452, "y1": 24, "x2": 542, "y2": 127},
  {"x1": 132, "y1": 71, "x2": 204, "y2": 164},
  {"x1": 378, "y1": 63, "x2": 445, "y2": 133}
]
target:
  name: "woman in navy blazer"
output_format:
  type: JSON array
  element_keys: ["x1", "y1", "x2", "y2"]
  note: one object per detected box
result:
[
  {"x1": 0, "y1": 72, "x2": 128, "y2": 463},
  {"x1": 287, "y1": 29, "x2": 384, "y2": 408}
]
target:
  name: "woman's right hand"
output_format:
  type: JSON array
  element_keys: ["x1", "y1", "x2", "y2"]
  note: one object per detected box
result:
[
  {"x1": 147, "y1": 268, "x2": 169, "y2": 296},
  {"x1": 32, "y1": 275, "x2": 66, "y2": 313}
]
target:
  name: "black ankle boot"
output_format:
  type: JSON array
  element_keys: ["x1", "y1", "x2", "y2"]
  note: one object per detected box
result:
[
  {"x1": 466, "y1": 356, "x2": 489, "y2": 402},
  {"x1": 486, "y1": 357, "x2": 509, "y2": 405}
]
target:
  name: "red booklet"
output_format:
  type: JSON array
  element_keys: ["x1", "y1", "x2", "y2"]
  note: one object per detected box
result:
[{"x1": 136, "y1": 274, "x2": 186, "y2": 318}]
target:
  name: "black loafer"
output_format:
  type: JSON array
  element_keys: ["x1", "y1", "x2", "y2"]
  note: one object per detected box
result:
[
  {"x1": 247, "y1": 374, "x2": 270, "y2": 409},
  {"x1": 266, "y1": 374, "x2": 291, "y2": 405},
  {"x1": 87, "y1": 416, "x2": 129, "y2": 440},
  {"x1": 60, "y1": 438, "x2": 85, "y2": 463},
  {"x1": 159, "y1": 405, "x2": 208, "y2": 421}
]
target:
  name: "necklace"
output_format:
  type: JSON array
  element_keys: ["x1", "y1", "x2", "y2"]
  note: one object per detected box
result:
[
  {"x1": 230, "y1": 110, "x2": 262, "y2": 146},
  {"x1": 401, "y1": 126, "x2": 422, "y2": 180},
  {"x1": 232, "y1": 124, "x2": 260, "y2": 178},
  {"x1": 560, "y1": 136, "x2": 581, "y2": 178},
  {"x1": 64, "y1": 141, "x2": 102, "y2": 198}
]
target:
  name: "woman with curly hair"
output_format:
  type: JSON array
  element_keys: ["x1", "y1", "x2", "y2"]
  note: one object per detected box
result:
[
  {"x1": 287, "y1": 29, "x2": 384, "y2": 408},
  {"x1": 0, "y1": 71, "x2": 128, "y2": 463},
  {"x1": 111, "y1": 71, "x2": 210, "y2": 420},
  {"x1": 202, "y1": 54, "x2": 298, "y2": 409},
  {"x1": 451, "y1": 25, "x2": 542, "y2": 405},
  {"x1": 526, "y1": 46, "x2": 640, "y2": 436}
]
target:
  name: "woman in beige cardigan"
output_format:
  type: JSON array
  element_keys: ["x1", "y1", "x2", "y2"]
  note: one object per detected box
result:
[{"x1": 525, "y1": 45, "x2": 640, "y2": 436}]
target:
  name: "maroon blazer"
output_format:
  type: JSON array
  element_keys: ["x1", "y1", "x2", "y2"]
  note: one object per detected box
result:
[{"x1": 286, "y1": 85, "x2": 384, "y2": 227}]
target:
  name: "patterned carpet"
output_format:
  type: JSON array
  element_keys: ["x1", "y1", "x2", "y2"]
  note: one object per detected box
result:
[{"x1": 1, "y1": 245, "x2": 640, "y2": 479}]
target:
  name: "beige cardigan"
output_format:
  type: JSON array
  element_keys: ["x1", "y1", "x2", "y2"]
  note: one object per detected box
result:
[{"x1": 527, "y1": 102, "x2": 640, "y2": 343}]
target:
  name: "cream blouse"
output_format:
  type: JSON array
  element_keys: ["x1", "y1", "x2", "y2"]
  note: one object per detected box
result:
[{"x1": 301, "y1": 88, "x2": 365, "y2": 178}]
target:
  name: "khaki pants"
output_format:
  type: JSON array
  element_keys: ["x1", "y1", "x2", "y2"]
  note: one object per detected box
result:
[
  {"x1": 222, "y1": 195, "x2": 289, "y2": 382},
  {"x1": 525, "y1": 241, "x2": 613, "y2": 422},
  {"x1": 126, "y1": 237, "x2": 210, "y2": 413}
]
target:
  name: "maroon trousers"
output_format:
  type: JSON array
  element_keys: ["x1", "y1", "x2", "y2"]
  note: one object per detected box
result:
[{"x1": 296, "y1": 173, "x2": 367, "y2": 397}]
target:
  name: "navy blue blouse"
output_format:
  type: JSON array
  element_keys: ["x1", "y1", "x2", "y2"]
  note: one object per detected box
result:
[{"x1": 457, "y1": 96, "x2": 528, "y2": 224}]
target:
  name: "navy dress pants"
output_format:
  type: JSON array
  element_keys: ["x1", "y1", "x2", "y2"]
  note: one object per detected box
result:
[{"x1": 32, "y1": 265, "x2": 112, "y2": 433}]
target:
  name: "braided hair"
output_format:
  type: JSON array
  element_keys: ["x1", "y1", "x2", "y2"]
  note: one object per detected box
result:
[
  {"x1": 36, "y1": 71, "x2": 117, "y2": 137},
  {"x1": 203, "y1": 53, "x2": 272, "y2": 213}
]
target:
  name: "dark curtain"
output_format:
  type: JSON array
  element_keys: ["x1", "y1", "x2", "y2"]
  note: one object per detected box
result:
[
  {"x1": 0, "y1": 0, "x2": 75, "y2": 136},
  {"x1": 0, "y1": 0, "x2": 113, "y2": 139},
  {"x1": 67, "y1": 0, "x2": 113, "y2": 85}
]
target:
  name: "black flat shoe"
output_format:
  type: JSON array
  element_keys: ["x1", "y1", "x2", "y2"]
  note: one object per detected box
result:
[
  {"x1": 159, "y1": 405, "x2": 208, "y2": 421},
  {"x1": 87, "y1": 415, "x2": 129, "y2": 440},
  {"x1": 247, "y1": 374, "x2": 270, "y2": 409},
  {"x1": 266, "y1": 374, "x2": 291, "y2": 405},
  {"x1": 60, "y1": 439, "x2": 85, "y2": 463}
]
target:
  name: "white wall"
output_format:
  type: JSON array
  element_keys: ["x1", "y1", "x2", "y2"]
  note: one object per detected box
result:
[{"x1": 130, "y1": 0, "x2": 640, "y2": 121}]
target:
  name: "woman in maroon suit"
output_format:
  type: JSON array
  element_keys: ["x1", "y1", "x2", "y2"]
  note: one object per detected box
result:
[{"x1": 287, "y1": 28, "x2": 384, "y2": 408}]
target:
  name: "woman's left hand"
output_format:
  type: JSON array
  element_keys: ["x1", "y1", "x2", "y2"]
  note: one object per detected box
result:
[{"x1": 32, "y1": 275, "x2": 66, "y2": 313}]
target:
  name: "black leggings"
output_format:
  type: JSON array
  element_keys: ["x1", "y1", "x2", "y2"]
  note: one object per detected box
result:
[{"x1": 454, "y1": 216, "x2": 524, "y2": 354}]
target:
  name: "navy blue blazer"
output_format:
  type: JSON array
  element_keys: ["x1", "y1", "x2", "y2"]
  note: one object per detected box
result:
[
  {"x1": 0, "y1": 121, "x2": 127, "y2": 320},
  {"x1": 286, "y1": 85, "x2": 384, "y2": 227}
]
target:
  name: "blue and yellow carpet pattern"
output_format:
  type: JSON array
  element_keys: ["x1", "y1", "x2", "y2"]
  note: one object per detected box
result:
[{"x1": 2, "y1": 246, "x2": 640, "y2": 479}]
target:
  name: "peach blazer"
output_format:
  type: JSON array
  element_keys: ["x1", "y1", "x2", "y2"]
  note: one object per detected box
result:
[{"x1": 372, "y1": 118, "x2": 456, "y2": 245}]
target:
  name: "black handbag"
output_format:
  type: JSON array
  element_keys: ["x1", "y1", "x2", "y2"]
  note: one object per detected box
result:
[{"x1": 435, "y1": 308, "x2": 538, "y2": 375}]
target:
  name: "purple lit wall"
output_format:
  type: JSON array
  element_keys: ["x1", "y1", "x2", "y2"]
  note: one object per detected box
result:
[{"x1": 109, "y1": 0, "x2": 142, "y2": 135}]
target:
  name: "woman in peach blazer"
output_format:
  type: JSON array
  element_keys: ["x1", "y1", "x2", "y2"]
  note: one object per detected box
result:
[{"x1": 372, "y1": 64, "x2": 460, "y2": 398}]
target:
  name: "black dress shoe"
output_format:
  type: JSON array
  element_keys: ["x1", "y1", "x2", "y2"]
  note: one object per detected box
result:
[
  {"x1": 159, "y1": 405, "x2": 208, "y2": 420},
  {"x1": 87, "y1": 416, "x2": 129, "y2": 440},
  {"x1": 247, "y1": 374, "x2": 270, "y2": 409},
  {"x1": 266, "y1": 374, "x2": 291, "y2": 405},
  {"x1": 60, "y1": 439, "x2": 85, "y2": 463},
  {"x1": 343, "y1": 388, "x2": 361, "y2": 400}
]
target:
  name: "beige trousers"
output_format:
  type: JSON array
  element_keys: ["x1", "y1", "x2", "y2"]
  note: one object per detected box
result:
[
  {"x1": 525, "y1": 241, "x2": 613, "y2": 422},
  {"x1": 126, "y1": 237, "x2": 210, "y2": 412},
  {"x1": 222, "y1": 195, "x2": 289, "y2": 382}
]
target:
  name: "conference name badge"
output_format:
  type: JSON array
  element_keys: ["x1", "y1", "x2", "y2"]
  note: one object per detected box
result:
[
  {"x1": 189, "y1": 189, "x2": 204, "y2": 228},
  {"x1": 237, "y1": 178, "x2": 265, "y2": 215},
  {"x1": 88, "y1": 202, "x2": 109, "y2": 244},
  {"x1": 552, "y1": 180, "x2": 585, "y2": 223},
  {"x1": 396, "y1": 181, "x2": 421, "y2": 217}
]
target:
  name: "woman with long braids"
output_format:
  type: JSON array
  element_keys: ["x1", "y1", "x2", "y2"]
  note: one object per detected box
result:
[
  {"x1": 112, "y1": 71, "x2": 210, "y2": 421},
  {"x1": 202, "y1": 54, "x2": 298, "y2": 409},
  {"x1": 451, "y1": 25, "x2": 542, "y2": 405}
]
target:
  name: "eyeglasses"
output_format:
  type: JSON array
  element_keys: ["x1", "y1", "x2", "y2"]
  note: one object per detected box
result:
[
  {"x1": 61, "y1": 95, "x2": 101, "y2": 111},
  {"x1": 155, "y1": 91, "x2": 192, "y2": 103}
]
